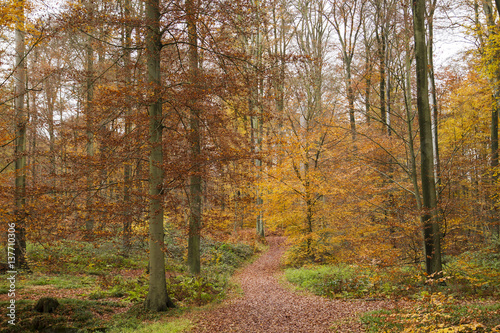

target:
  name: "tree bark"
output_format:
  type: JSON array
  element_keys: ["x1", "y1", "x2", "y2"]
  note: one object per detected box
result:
[
  {"x1": 377, "y1": 28, "x2": 386, "y2": 133},
  {"x1": 362, "y1": 16, "x2": 372, "y2": 125},
  {"x1": 14, "y1": 0, "x2": 28, "y2": 269},
  {"x1": 482, "y1": 0, "x2": 500, "y2": 237},
  {"x1": 347, "y1": 61, "x2": 356, "y2": 140},
  {"x1": 186, "y1": 0, "x2": 202, "y2": 275},
  {"x1": 122, "y1": 0, "x2": 133, "y2": 257},
  {"x1": 412, "y1": 0, "x2": 443, "y2": 276},
  {"x1": 85, "y1": 0, "x2": 95, "y2": 234},
  {"x1": 144, "y1": 0, "x2": 175, "y2": 311},
  {"x1": 427, "y1": 0, "x2": 441, "y2": 197},
  {"x1": 404, "y1": 0, "x2": 422, "y2": 211},
  {"x1": 251, "y1": 0, "x2": 265, "y2": 239}
]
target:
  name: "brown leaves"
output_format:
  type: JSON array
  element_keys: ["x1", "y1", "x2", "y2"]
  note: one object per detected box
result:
[{"x1": 191, "y1": 237, "x2": 393, "y2": 332}]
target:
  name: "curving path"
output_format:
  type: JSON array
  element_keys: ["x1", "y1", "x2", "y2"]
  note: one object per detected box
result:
[{"x1": 191, "y1": 237, "x2": 394, "y2": 332}]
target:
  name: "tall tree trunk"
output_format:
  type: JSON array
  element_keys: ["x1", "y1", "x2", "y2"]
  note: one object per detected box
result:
[
  {"x1": 482, "y1": 0, "x2": 500, "y2": 237},
  {"x1": 363, "y1": 16, "x2": 372, "y2": 125},
  {"x1": 412, "y1": 0, "x2": 443, "y2": 276},
  {"x1": 29, "y1": 48, "x2": 39, "y2": 193},
  {"x1": 252, "y1": 0, "x2": 265, "y2": 239},
  {"x1": 47, "y1": 75, "x2": 56, "y2": 190},
  {"x1": 122, "y1": 0, "x2": 133, "y2": 257},
  {"x1": 144, "y1": 0, "x2": 175, "y2": 311},
  {"x1": 85, "y1": 0, "x2": 95, "y2": 234},
  {"x1": 364, "y1": 54, "x2": 372, "y2": 125},
  {"x1": 386, "y1": 52, "x2": 391, "y2": 136},
  {"x1": 346, "y1": 61, "x2": 356, "y2": 140},
  {"x1": 186, "y1": 0, "x2": 202, "y2": 275},
  {"x1": 427, "y1": 0, "x2": 441, "y2": 197},
  {"x1": 13, "y1": 0, "x2": 28, "y2": 269},
  {"x1": 378, "y1": 29, "x2": 386, "y2": 133},
  {"x1": 404, "y1": 0, "x2": 422, "y2": 211}
]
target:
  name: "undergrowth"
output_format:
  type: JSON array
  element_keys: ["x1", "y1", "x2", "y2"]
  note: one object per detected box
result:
[
  {"x1": 361, "y1": 293, "x2": 500, "y2": 332},
  {"x1": 285, "y1": 240, "x2": 500, "y2": 332},
  {"x1": 0, "y1": 227, "x2": 256, "y2": 332},
  {"x1": 285, "y1": 240, "x2": 500, "y2": 300}
]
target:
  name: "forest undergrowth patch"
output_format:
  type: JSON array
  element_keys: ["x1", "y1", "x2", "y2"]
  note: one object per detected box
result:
[
  {"x1": 284, "y1": 242, "x2": 500, "y2": 332},
  {"x1": 0, "y1": 229, "x2": 257, "y2": 332}
]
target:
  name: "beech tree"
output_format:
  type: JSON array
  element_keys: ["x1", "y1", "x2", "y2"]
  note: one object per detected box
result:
[
  {"x1": 143, "y1": 0, "x2": 175, "y2": 311},
  {"x1": 412, "y1": 0, "x2": 442, "y2": 276},
  {"x1": 186, "y1": 0, "x2": 202, "y2": 275},
  {"x1": 14, "y1": 0, "x2": 28, "y2": 269},
  {"x1": 479, "y1": 0, "x2": 500, "y2": 237}
]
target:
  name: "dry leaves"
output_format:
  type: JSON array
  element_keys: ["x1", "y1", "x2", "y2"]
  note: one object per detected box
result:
[{"x1": 191, "y1": 237, "x2": 396, "y2": 332}]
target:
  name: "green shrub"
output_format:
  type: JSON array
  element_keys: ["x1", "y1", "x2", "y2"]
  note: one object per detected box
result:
[
  {"x1": 285, "y1": 265, "x2": 372, "y2": 298},
  {"x1": 285, "y1": 264, "x2": 426, "y2": 299},
  {"x1": 444, "y1": 246, "x2": 500, "y2": 296}
]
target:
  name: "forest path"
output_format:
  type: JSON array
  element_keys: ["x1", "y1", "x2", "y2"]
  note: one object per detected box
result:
[{"x1": 190, "y1": 236, "x2": 393, "y2": 332}]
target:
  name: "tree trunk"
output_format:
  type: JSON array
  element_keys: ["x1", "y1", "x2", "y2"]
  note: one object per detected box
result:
[
  {"x1": 85, "y1": 0, "x2": 95, "y2": 234},
  {"x1": 186, "y1": 0, "x2": 202, "y2": 275},
  {"x1": 122, "y1": 0, "x2": 133, "y2": 257},
  {"x1": 482, "y1": 0, "x2": 500, "y2": 237},
  {"x1": 362, "y1": 15, "x2": 372, "y2": 125},
  {"x1": 13, "y1": 0, "x2": 28, "y2": 269},
  {"x1": 252, "y1": 0, "x2": 265, "y2": 239},
  {"x1": 412, "y1": 0, "x2": 442, "y2": 276},
  {"x1": 46, "y1": 75, "x2": 56, "y2": 189},
  {"x1": 144, "y1": 0, "x2": 175, "y2": 311},
  {"x1": 346, "y1": 61, "x2": 356, "y2": 140},
  {"x1": 378, "y1": 30, "x2": 386, "y2": 133},
  {"x1": 427, "y1": 1, "x2": 441, "y2": 197},
  {"x1": 404, "y1": 0, "x2": 422, "y2": 211},
  {"x1": 386, "y1": 53, "x2": 391, "y2": 136}
]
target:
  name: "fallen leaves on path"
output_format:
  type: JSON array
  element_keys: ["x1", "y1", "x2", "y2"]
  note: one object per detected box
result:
[{"x1": 192, "y1": 237, "x2": 397, "y2": 332}]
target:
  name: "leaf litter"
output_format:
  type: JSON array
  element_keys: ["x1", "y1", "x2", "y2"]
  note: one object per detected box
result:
[{"x1": 191, "y1": 236, "x2": 397, "y2": 332}]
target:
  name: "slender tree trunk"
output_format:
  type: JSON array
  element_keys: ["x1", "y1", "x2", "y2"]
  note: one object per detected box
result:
[
  {"x1": 122, "y1": 0, "x2": 133, "y2": 257},
  {"x1": 85, "y1": 1, "x2": 95, "y2": 233},
  {"x1": 186, "y1": 0, "x2": 202, "y2": 275},
  {"x1": 47, "y1": 75, "x2": 56, "y2": 190},
  {"x1": 413, "y1": 0, "x2": 442, "y2": 276},
  {"x1": 29, "y1": 48, "x2": 38, "y2": 192},
  {"x1": 427, "y1": 2, "x2": 441, "y2": 196},
  {"x1": 404, "y1": 0, "x2": 422, "y2": 211},
  {"x1": 364, "y1": 53, "x2": 372, "y2": 125},
  {"x1": 252, "y1": 0, "x2": 265, "y2": 239},
  {"x1": 144, "y1": 0, "x2": 175, "y2": 311},
  {"x1": 346, "y1": 61, "x2": 356, "y2": 140},
  {"x1": 492, "y1": 96, "x2": 499, "y2": 237},
  {"x1": 378, "y1": 31, "x2": 386, "y2": 133},
  {"x1": 387, "y1": 54, "x2": 391, "y2": 136},
  {"x1": 362, "y1": 13, "x2": 372, "y2": 125},
  {"x1": 13, "y1": 0, "x2": 28, "y2": 269}
]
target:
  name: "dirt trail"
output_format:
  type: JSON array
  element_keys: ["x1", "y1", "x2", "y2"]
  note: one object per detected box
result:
[{"x1": 192, "y1": 236, "x2": 393, "y2": 332}]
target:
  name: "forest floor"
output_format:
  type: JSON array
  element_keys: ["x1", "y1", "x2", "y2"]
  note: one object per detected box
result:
[{"x1": 188, "y1": 236, "x2": 398, "y2": 332}]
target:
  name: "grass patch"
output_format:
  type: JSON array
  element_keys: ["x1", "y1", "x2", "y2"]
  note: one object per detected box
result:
[
  {"x1": 284, "y1": 264, "x2": 414, "y2": 299},
  {"x1": 108, "y1": 318, "x2": 193, "y2": 333}
]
